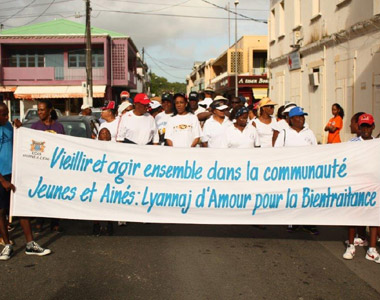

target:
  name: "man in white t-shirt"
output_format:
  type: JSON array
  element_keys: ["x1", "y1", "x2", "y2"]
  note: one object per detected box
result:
[
  {"x1": 116, "y1": 93, "x2": 159, "y2": 145},
  {"x1": 155, "y1": 93, "x2": 174, "y2": 144},
  {"x1": 202, "y1": 100, "x2": 232, "y2": 148}
]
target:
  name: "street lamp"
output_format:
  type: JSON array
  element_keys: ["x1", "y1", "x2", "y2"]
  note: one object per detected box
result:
[{"x1": 234, "y1": 0, "x2": 239, "y2": 97}]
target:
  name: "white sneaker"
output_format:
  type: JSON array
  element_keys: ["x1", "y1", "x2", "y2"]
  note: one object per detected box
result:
[
  {"x1": 345, "y1": 237, "x2": 368, "y2": 247},
  {"x1": 25, "y1": 241, "x2": 51, "y2": 256},
  {"x1": 0, "y1": 244, "x2": 13, "y2": 261},
  {"x1": 365, "y1": 248, "x2": 380, "y2": 263},
  {"x1": 343, "y1": 244, "x2": 355, "y2": 260}
]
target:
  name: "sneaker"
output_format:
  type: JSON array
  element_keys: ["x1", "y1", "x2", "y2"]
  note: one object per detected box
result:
[
  {"x1": 287, "y1": 225, "x2": 299, "y2": 232},
  {"x1": 345, "y1": 237, "x2": 368, "y2": 247},
  {"x1": 93, "y1": 223, "x2": 101, "y2": 236},
  {"x1": 302, "y1": 226, "x2": 319, "y2": 235},
  {"x1": 25, "y1": 241, "x2": 51, "y2": 256},
  {"x1": 0, "y1": 245, "x2": 13, "y2": 261},
  {"x1": 343, "y1": 244, "x2": 355, "y2": 260},
  {"x1": 365, "y1": 248, "x2": 380, "y2": 263}
]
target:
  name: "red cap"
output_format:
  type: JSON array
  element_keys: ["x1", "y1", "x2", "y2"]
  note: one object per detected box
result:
[
  {"x1": 120, "y1": 91, "x2": 130, "y2": 98},
  {"x1": 134, "y1": 93, "x2": 150, "y2": 105},
  {"x1": 358, "y1": 113, "x2": 374, "y2": 126},
  {"x1": 102, "y1": 101, "x2": 116, "y2": 110}
]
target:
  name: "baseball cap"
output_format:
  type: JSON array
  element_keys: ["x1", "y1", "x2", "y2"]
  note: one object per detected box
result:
[
  {"x1": 358, "y1": 113, "x2": 374, "y2": 126},
  {"x1": 259, "y1": 97, "x2": 277, "y2": 108},
  {"x1": 150, "y1": 100, "x2": 162, "y2": 110},
  {"x1": 211, "y1": 101, "x2": 229, "y2": 111},
  {"x1": 102, "y1": 101, "x2": 116, "y2": 110},
  {"x1": 118, "y1": 101, "x2": 132, "y2": 115},
  {"x1": 120, "y1": 91, "x2": 130, "y2": 98},
  {"x1": 81, "y1": 104, "x2": 92, "y2": 110},
  {"x1": 134, "y1": 93, "x2": 150, "y2": 105},
  {"x1": 289, "y1": 106, "x2": 308, "y2": 118},
  {"x1": 162, "y1": 93, "x2": 173, "y2": 102},
  {"x1": 189, "y1": 91, "x2": 199, "y2": 101}
]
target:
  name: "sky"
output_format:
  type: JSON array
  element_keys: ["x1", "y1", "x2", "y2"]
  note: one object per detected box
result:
[{"x1": 0, "y1": 0, "x2": 269, "y2": 82}]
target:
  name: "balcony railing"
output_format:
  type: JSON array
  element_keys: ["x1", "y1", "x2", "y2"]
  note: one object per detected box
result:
[
  {"x1": 210, "y1": 71, "x2": 228, "y2": 84},
  {"x1": 1, "y1": 67, "x2": 105, "y2": 82},
  {"x1": 252, "y1": 67, "x2": 267, "y2": 76}
]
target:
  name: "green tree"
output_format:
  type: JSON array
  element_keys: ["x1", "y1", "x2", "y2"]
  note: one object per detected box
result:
[{"x1": 150, "y1": 72, "x2": 186, "y2": 96}]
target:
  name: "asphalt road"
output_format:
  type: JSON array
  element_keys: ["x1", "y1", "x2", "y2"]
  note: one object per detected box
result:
[{"x1": 1, "y1": 221, "x2": 380, "y2": 300}]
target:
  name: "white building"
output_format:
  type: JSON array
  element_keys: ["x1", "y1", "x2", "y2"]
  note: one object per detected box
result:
[{"x1": 268, "y1": 0, "x2": 380, "y2": 142}]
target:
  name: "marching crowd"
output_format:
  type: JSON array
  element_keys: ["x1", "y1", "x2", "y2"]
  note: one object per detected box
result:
[{"x1": 0, "y1": 88, "x2": 379, "y2": 263}]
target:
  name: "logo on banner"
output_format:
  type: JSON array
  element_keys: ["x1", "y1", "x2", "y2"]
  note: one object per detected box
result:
[
  {"x1": 30, "y1": 140, "x2": 46, "y2": 153},
  {"x1": 22, "y1": 140, "x2": 50, "y2": 161}
]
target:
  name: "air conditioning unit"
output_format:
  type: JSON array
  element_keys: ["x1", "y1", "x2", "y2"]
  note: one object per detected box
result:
[{"x1": 309, "y1": 72, "x2": 320, "y2": 86}]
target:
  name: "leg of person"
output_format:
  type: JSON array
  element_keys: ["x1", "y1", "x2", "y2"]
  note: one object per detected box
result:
[
  {"x1": 365, "y1": 226, "x2": 380, "y2": 263},
  {"x1": 0, "y1": 179, "x2": 13, "y2": 261},
  {"x1": 50, "y1": 218, "x2": 63, "y2": 232},
  {"x1": 343, "y1": 226, "x2": 356, "y2": 260}
]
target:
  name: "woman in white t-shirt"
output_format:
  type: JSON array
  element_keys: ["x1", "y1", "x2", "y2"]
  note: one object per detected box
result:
[
  {"x1": 165, "y1": 93, "x2": 202, "y2": 148},
  {"x1": 226, "y1": 107, "x2": 261, "y2": 148},
  {"x1": 99, "y1": 101, "x2": 119, "y2": 142},
  {"x1": 252, "y1": 97, "x2": 277, "y2": 148}
]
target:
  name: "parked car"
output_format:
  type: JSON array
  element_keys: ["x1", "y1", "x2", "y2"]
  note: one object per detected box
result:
[
  {"x1": 23, "y1": 115, "x2": 99, "y2": 139},
  {"x1": 23, "y1": 108, "x2": 63, "y2": 122}
]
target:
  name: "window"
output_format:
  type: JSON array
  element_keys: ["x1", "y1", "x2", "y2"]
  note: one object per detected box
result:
[
  {"x1": 8, "y1": 52, "x2": 45, "y2": 67},
  {"x1": 279, "y1": 1, "x2": 285, "y2": 37},
  {"x1": 68, "y1": 49, "x2": 104, "y2": 68},
  {"x1": 253, "y1": 52, "x2": 267, "y2": 75},
  {"x1": 312, "y1": 0, "x2": 320, "y2": 18},
  {"x1": 294, "y1": 0, "x2": 301, "y2": 28},
  {"x1": 375, "y1": 0, "x2": 380, "y2": 15},
  {"x1": 270, "y1": 8, "x2": 276, "y2": 42}
]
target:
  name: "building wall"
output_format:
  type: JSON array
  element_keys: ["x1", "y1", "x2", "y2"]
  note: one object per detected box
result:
[{"x1": 268, "y1": 0, "x2": 380, "y2": 143}]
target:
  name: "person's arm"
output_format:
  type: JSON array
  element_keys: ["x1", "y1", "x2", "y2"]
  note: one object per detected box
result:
[
  {"x1": 251, "y1": 120, "x2": 256, "y2": 128},
  {"x1": 197, "y1": 111, "x2": 212, "y2": 122},
  {"x1": 0, "y1": 174, "x2": 15, "y2": 192},
  {"x1": 274, "y1": 130, "x2": 285, "y2": 148},
  {"x1": 191, "y1": 137, "x2": 200, "y2": 147},
  {"x1": 272, "y1": 130, "x2": 279, "y2": 147}
]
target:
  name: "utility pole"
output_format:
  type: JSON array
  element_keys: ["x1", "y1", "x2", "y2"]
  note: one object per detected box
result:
[
  {"x1": 142, "y1": 47, "x2": 147, "y2": 93},
  {"x1": 85, "y1": 0, "x2": 93, "y2": 106},
  {"x1": 234, "y1": 0, "x2": 239, "y2": 97},
  {"x1": 227, "y1": 2, "x2": 230, "y2": 47}
]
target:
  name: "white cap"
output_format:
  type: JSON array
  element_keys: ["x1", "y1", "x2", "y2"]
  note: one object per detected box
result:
[
  {"x1": 118, "y1": 101, "x2": 132, "y2": 115},
  {"x1": 81, "y1": 104, "x2": 92, "y2": 110},
  {"x1": 150, "y1": 100, "x2": 162, "y2": 110}
]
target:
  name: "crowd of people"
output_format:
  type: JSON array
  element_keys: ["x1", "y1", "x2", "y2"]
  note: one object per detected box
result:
[{"x1": 0, "y1": 88, "x2": 379, "y2": 263}]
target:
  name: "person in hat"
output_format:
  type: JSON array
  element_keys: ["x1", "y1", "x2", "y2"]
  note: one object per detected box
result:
[
  {"x1": 165, "y1": 93, "x2": 201, "y2": 147},
  {"x1": 275, "y1": 106, "x2": 319, "y2": 235},
  {"x1": 344, "y1": 113, "x2": 380, "y2": 263},
  {"x1": 118, "y1": 101, "x2": 133, "y2": 116},
  {"x1": 198, "y1": 87, "x2": 214, "y2": 109},
  {"x1": 188, "y1": 91, "x2": 206, "y2": 116},
  {"x1": 116, "y1": 93, "x2": 159, "y2": 145},
  {"x1": 148, "y1": 100, "x2": 162, "y2": 118},
  {"x1": 120, "y1": 91, "x2": 132, "y2": 103},
  {"x1": 324, "y1": 103, "x2": 344, "y2": 143},
  {"x1": 155, "y1": 93, "x2": 174, "y2": 145},
  {"x1": 0, "y1": 102, "x2": 52, "y2": 260},
  {"x1": 349, "y1": 112, "x2": 366, "y2": 138},
  {"x1": 99, "y1": 101, "x2": 118, "y2": 142},
  {"x1": 252, "y1": 97, "x2": 278, "y2": 148},
  {"x1": 230, "y1": 96, "x2": 245, "y2": 113},
  {"x1": 201, "y1": 100, "x2": 232, "y2": 148},
  {"x1": 225, "y1": 106, "x2": 261, "y2": 148},
  {"x1": 80, "y1": 104, "x2": 92, "y2": 116}
]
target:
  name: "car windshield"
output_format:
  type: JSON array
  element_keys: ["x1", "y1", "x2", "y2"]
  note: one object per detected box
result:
[
  {"x1": 25, "y1": 110, "x2": 38, "y2": 119},
  {"x1": 61, "y1": 121, "x2": 87, "y2": 138}
]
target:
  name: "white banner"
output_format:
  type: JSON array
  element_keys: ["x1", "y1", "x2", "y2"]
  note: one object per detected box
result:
[{"x1": 11, "y1": 127, "x2": 380, "y2": 226}]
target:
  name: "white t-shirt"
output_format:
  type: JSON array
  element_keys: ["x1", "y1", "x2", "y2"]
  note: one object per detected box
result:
[
  {"x1": 201, "y1": 116, "x2": 233, "y2": 148},
  {"x1": 165, "y1": 113, "x2": 202, "y2": 147},
  {"x1": 253, "y1": 117, "x2": 277, "y2": 148},
  {"x1": 226, "y1": 124, "x2": 261, "y2": 148},
  {"x1": 155, "y1": 111, "x2": 173, "y2": 136},
  {"x1": 272, "y1": 119, "x2": 289, "y2": 132},
  {"x1": 194, "y1": 106, "x2": 206, "y2": 115},
  {"x1": 274, "y1": 127, "x2": 317, "y2": 147},
  {"x1": 116, "y1": 110, "x2": 159, "y2": 145},
  {"x1": 99, "y1": 118, "x2": 119, "y2": 142}
]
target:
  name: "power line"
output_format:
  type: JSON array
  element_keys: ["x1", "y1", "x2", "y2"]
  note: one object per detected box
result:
[
  {"x1": 144, "y1": 50, "x2": 191, "y2": 70},
  {"x1": 0, "y1": 0, "x2": 37, "y2": 23},
  {"x1": 91, "y1": 9, "x2": 263, "y2": 21},
  {"x1": 0, "y1": 0, "x2": 75, "y2": 12},
  {"x1": 145, "y1": 53, "x2": 185, "y2": 81},
  {"x1": 201, "y1": 0, "x2": 267, "y2": 24},
  {"x1": 19, "y1": 0, "x2": 57, "y2": 27}
]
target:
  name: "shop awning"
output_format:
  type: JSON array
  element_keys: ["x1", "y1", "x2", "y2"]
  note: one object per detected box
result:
[
  {"x1": 252, "y1": 88, "x2": 268, "y2": 100},
  {"x1": 14, "y1": 85, "x2": 106, "y2": 99},
  {"x1": 0, "y1": 86, "x2": 17, "y2": 92}
]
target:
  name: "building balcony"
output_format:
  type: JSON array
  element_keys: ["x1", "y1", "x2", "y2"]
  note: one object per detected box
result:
[
  {"x1": 252, "y1": 67, "x2": 267, "y2": 76},
  {"x1": 211, "y1": 71, "x2": 229, "y2": 84},
  {"x1": 1, "y1": 67, "x2": 105, "y2": 83}
]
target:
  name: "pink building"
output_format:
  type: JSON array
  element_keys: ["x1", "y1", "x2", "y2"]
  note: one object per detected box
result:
[{"x1": 0, "y1": 19, "x2": 139, "y2": 119}]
